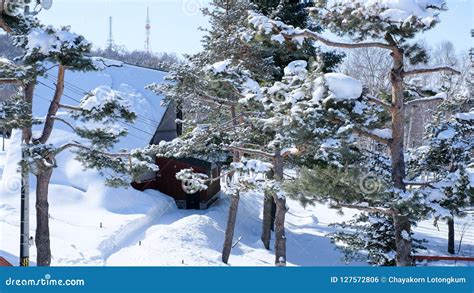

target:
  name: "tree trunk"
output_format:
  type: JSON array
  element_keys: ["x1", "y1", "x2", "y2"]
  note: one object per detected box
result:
[
  {"x1": 393, "y1": 214, "x2": 412, "y2": 266},
  {"x1": 222, "y1": 190, "x2": 240, "y2": 264},
  {"x1": 261, "y1": 192, "x2": 274, "y2": 250},
  {"x1": 221, "y1": 105, "x2": 242, "y2": 263},
  {"x1": 35, "y1": 165, "x2": 53, "y2": 266},
  {"x1": 447, "y1": 217, "x2": 455, "y2": 255},
  {"x1": 39, "y1": 65, "x2": 65, "y2": 144},
  {"x1": 274, "y1": 195, "x2": 287, "y2": 266},
  {"x1": 261, "y1": 168, "x2": 275, "y2": 249},
  {"x1": 273, "y1": 150, "x2": 287, "y2": 266},
  {"x1": 389, "y1": 45, "x2": 412, "y2": 266}
]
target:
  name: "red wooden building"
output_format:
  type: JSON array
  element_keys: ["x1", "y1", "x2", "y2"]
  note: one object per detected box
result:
[{"x1": 133, "y1": 157, "x2": 221, "y2": 210}]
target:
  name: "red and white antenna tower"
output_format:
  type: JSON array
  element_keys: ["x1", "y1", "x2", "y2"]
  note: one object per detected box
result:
[{"x1": 145, "y1": 7, "x2": 151, "y2": 54}]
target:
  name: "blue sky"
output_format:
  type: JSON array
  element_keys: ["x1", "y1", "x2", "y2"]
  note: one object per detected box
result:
[{"x1": 38, "y1": 0, "x2": 473, "y2": 55}]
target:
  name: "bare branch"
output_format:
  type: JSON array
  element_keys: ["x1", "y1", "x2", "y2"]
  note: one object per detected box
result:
[{"x1": 403, "y1": 66, "x2": 461, "y2": 77}]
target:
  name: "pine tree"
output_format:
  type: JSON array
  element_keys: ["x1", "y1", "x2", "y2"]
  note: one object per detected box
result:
[
  {"x1": 245, "y1": 0, "x2": 461, "y2": 266},
  {"x1": 250, "y1": 0, "x2": 344, "y2": 77},
  {"x1": 409, "y1": 91, "x2": 473, "y2": 254},
  {"x1": 2, "y1": 13, "x2": 157, "y2": 266}
]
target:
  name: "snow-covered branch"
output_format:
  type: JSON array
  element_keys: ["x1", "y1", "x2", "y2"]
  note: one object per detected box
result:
[
  {"x1": 366, "y1": 95, "x2": 391, "y2": 109},
  {"x1": 59, "y1": 104, "x2": 82, "y2": 111},
  {"x1": 247, "y1": 12, "x2": 395, "y2": 51},
  {"x1": 332, "y1": 202, "x2": 394, "y2": 215},
  {"x1": 287, "y1": 30, "x2": 396, "y2": 51},
  {"x1": 51, "y1": 116, "x2": 76, "y2": 132},
  {"x1": 403, "y1": 66, "x2": 461, "y2": 77},
  {"x1": 228, "y1": 146, "x2": 274, "y2": 159},
  {"x1": 0, "y1": 78, "x2": 22, "y2": 84},
  {"x1": 55, "y1": 141, "x2": 130, "y2": 157},
  {"x1": 405, "y1": 93, "x2": 446, "y2": 106}
]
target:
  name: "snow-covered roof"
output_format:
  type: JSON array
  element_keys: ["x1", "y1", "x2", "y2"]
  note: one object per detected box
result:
[{"x1": 34, "y1": 58, "x2": 168, "y2": 149}]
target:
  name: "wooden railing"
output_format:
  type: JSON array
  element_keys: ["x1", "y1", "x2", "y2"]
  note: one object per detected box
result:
[{"x1": 414, "y1": 255, "x2": 474, "y2": 262}]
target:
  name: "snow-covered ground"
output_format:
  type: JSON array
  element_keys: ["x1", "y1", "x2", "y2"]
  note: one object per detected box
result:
[
  {"x1": 0, "y1": 61, "x2": 472, "y2": 267},
  {"x1": 0, "y1": 130, "x2": 472, "y2": 266}
]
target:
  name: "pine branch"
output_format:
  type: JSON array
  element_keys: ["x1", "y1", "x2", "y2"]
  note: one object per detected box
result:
[
  {"x1": 0, "y1": 78, "x2": 22, "y2": 84},
  {"x1": 366, "y1": 95, "x2": 391, "y2": 109},
  {"x1": 55, "y1": 141, "x2": 130, "y2": 157},
  {"x1": 330, "y1": 116, "x2": 391, "y2": 145},
  {"x1": 228, "y1": 146, "x2": 274, "y2": 158},
  {"x1": 59, "y1": 104, "x2": 82, "y2": 111},
  {"x1": 405, "y1": 95, "x2": 446, "y2": 106},
  {"x1": 332, "y1": 202, "x2": 394, "y2": 215},
  {"x1": 51, "y1": 116, "x2": 76, "y2": 132},
  {"x1": 403, "y1": 66, "x2": 461, "y2": 77},
  {"x1": 352, "y1": 126, "x2": 392, "y2": 146}
]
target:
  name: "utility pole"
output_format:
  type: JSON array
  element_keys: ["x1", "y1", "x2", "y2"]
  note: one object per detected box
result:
[{"x1": 19, "y1": 142, "x2": 29, "y2": 267}]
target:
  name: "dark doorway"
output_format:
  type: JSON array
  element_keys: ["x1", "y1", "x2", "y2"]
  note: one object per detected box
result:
[{"x1": 186, "y1": 193, "x2": 200, "y2": 210}]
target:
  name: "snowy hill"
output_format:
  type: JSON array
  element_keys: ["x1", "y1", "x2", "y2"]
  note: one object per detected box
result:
[{"x1": 0, "y1": 60, "x2": 472, "y2": 266}]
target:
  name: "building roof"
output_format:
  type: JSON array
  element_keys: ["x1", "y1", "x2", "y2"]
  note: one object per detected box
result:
[
  {"x1": 0, "y1": 256, "x2": 13, "y2": 266},
  {"x1": 34, "y1": 58, "x2": 169, "y2": 150}
]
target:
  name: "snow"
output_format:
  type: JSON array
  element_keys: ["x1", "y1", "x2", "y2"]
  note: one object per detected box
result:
[
  {"x1": 0, "y1": 127, "x2": 472, "y2": 266},
  {"x1": 437, "y1": 127, "x2": 455, "y2": 140},
  {"x1": 370, "y1": 128, "x2": 393, "y2": 139},
  {"x1": 1, "y1": 56, "x2": 472, "y2": 266},
  {"x1": 211, "y1": 60, "x2": 232, "y2": 74},
  {"x1": 324, "y1": 73, "x2": 363, "y2": 101},
  {"x1": 455, "y1": 111, "x2": 474, "y2": 121},
  {"x1": 343, "y1": 0, "x2": 445, "y2": 28},
  {"x1": 401, "y1": 230, "x2": 411, "y2": 241},
  {"x1": 35, "y1": 59, "x2": 168, "y2": 150},
  {"x1": 26, "y1": 28, "x2": 60, "y2": 55},
  {"x1": 80, "y1": 86, "x2": 132, "y2": 112},
  {"x1": 284, "y1": 60, "x2": 308, "y2": 77}
]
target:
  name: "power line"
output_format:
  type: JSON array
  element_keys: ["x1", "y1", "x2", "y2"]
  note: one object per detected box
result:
[
  {"x1": 35, "y1": 92, "x2": 151, "y2": 143},
  {"x1": 41, "y1": 75, "x2": 163, "y2": 127},
  {"x1": 36, "y1": 80, "x2": 156, "y2": 138}
]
